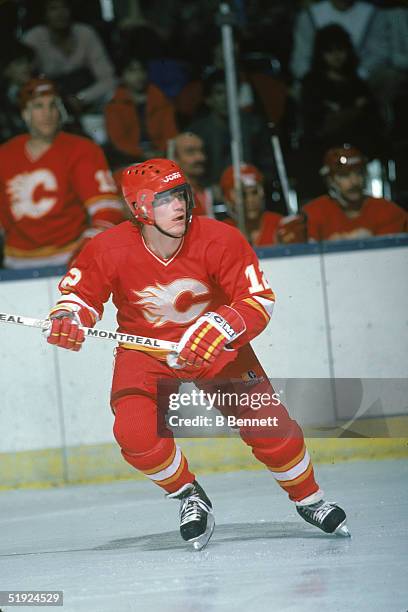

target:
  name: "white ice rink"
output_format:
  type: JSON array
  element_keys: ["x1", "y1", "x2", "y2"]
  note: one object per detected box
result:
[{"x1": 0, "y1": 459, "x2": 407, "y2": 612}]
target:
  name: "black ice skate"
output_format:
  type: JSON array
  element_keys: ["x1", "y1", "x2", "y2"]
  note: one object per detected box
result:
[
  {"x1": 296, "y1": 490, "x2": 351, "y2": 537},
  {"x1": 167, "y1": 481, "x2": 215, "y2": 550}
]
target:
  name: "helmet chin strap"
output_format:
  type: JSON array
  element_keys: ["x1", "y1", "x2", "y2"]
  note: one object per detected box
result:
[
  {"x1": 328, "y1": 185, "x2": 365, "y2": 209},
  {"x1": 328, "y1": 185, "x2": 350, "y2": 208}
]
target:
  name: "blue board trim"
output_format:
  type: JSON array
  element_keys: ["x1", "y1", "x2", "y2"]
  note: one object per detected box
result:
[
  {"x1": 255, "y1": 234, "x2": 408, "y2": 259},
  {"x1": 0, "y1": 265, "x2": 67, "y2": 282},
  {"x1": 0, "y1": 235, "x2": 407, "y2": 282}
]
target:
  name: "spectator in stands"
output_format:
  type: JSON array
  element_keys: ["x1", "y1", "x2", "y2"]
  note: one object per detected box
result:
[
  {"x1": 168, "y1": 132, "x2": 227, "y2": 220},
  {"x1": 176, "y1": 40, "x2": 288, "y2": 130},
  {"x1": 22, "y1": 0, "x2": 116, "y2": 114},
  {"x1": 361, "y1": 1, "x2": 408, "y2": 209},
  {"x1": 105, "y1": 58, "x2": 178, "y2": 168},
  {"x1": 0, "y1": 40, "x2": 35, "y2": 144},
  {"x1": 301, "y1": 25, "x2": 383, "y2": 159},
  {"x1": 220, "y1": 163, "x2": 307, "y2": 246},
  {"x1": 303, "y1": 144, "x2": 407, "y2": 241},
  {"x1": 0, "y1": 78, "x2": 124, "y2": 269},
  {"x1": 188, "y1": 71, "x2": 272, "y2": 184},
  {"x1": 290, "y1": 0, "x2": 388, "y2": 85}
]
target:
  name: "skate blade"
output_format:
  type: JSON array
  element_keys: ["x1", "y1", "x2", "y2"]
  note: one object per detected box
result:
[
  {"x1": 189, "y1": 514, "x2": 215, "y2": 551},
  {"x1": 334, "y1": 519, "x2": 351, "y2": 538}
]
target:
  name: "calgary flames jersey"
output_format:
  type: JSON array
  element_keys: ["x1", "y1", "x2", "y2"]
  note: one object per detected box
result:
[
  {"x1": 56, "y1": 217, "x2": 276, "y2": 359},
  {"x1": 253, "y1": 211, "x2": 282, "y2": 246},
  {"x1": 0, "y1": 132, "x2": 124, "y2": 267},
  {"x1": 304, "y1": 195, "x2": 407, "y2": 241}
]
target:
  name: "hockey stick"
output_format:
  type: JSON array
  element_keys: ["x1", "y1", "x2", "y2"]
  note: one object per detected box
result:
[
  {"x1": 268, "y1": 123, "x2": 299, "y2": 216},
  {"x1": 0, "y1": 311, "x2": 178, "y2": 352}
]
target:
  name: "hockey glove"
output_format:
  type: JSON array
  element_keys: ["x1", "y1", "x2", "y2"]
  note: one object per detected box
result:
[
  {"x1": 45, "y1": 303, "x2": 91, "y2": 351},
  {"x1": 276, "y1": 214, "x2": 307, "y2": 244},
  {"x1": 172, "y1": 305, "x2": 245, "y2": 369}
]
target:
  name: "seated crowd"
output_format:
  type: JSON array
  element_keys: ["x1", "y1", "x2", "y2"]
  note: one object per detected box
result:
[{"x1": 0, "y1": 0, "x2": 407, "y2": 269}]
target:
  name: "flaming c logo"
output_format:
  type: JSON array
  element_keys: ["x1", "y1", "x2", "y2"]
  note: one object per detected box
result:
[{"x1": 134, "y1": 278, "x2": 211, "y2": 327}]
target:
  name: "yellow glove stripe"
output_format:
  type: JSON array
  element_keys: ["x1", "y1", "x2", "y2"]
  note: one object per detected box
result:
[
  {"x1": 203, "y1": 333, "x2": 224, "y2": 360},
  {"x1": 190, "y1": 323, "x2": 212, "y2": 352},
  {"x1": 60, "y1": 332, "x2": 69, "y2": 336}
]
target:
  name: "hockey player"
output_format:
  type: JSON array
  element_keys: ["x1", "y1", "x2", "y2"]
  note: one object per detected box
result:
[
  {"x1": 0, "y1": 77, "x2": 124, "y2": 269},
  {"x1": 220, "y1": 163, "x2": 307, "y2": 245},
  {"x1": 168, "y1": 131, "x2": 228, "y2": 221},
  {"x1": 45, "y1": 158, "x2": 350, "y2": 549},
  {"x1": 304, "y1": 144, "x2": 407, "y2": 241}
]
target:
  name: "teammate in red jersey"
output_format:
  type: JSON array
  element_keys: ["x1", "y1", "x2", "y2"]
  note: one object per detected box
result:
[
  {"x1": 303, "y1": 144, "x2": 407, "y2": 241},
  {"x1": 168, "y1": 132, "x2": 222, "y2": 219},
  {"x1": 45, "y1": 158, "x2": 350, "y2": 549},
  {"x1": 220, "y1": 163, "x2": 307, "y2": 246},
  {"x1": 0, "y1": 77, "x2": 124, "y2": 269}
]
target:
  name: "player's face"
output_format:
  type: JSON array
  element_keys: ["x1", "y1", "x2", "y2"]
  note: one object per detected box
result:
[
  {"x1": 243, "y1": 185, "x2": 264, "y2": 220},
  {"x1": 175, "y1": 135, "x2": 206, "y2": 179},
  {"x1": 153, "y1": 188, "x2": 188, "y2": 237},
  {"x1": 24, "y1": 95, "x2": 60, "y2": 140},
  {"x1": 230, "y1": 184, "x2": 264, "y2": 220},
  {"x1": 331, "y1": 168, "x2": 365, "y2": 203}
]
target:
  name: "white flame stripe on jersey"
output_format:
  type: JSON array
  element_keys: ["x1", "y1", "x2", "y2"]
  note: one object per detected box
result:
[
  {"x1": 87, "y1": 199, "x2": 123, "y2": 216},
  {"x1": 145, "y1": 445, "x2": 182, "y2": 482},
  {"x1": 57, "y1": 293, "x2": 100, "y2": 321},
  {"x1": 252, "y1": 295, "x2": 275, "y2": 318},
  {"x1": 269, "y1": 450, "x2": 311, "y2": 482}
]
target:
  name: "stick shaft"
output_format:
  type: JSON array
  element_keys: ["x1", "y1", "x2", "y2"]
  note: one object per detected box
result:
[{"x1": 0, "y1": 311, "x2": 178, "y2": 351}]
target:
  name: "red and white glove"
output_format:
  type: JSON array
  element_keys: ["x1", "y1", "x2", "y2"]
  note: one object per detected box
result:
[
  {"x1": 276, "y1": 214, "x2": 307, "y2": 244},
  {"x1": 171, "y1": 305, "x2": 245, "y2": 369},
  {"x1": 45, "y1": 303, "x2": 92, "y2": 351}
]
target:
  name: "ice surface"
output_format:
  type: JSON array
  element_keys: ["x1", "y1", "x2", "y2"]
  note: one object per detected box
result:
[{"x1": 0, "y1": 460, "x2": 407, "y2": 611}]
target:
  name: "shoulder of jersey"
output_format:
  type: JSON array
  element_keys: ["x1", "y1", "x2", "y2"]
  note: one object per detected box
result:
[
  {"x1": 56, "y1": 131, "x2": 101, "y2": 151},
  {"x1": 263, "y1": 210, "x2": 282, "y2": 221},
  {"x1": 91, "y1": 220, "x2": 139, "y2": 250},
  {"x1": 303, "y1": 195, "x2": 332, "y2": 211},
  {"x1": 367, "y1": 196, "x2": 408, "y2": 219},
  {"x1": 0, "y1": 133, "x2": 28, "y2": 154}
]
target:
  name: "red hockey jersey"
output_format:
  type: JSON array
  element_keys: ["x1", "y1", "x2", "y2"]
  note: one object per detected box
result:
[
  {"x1": 0, "y1": 132, "x2": 124, "y2": 267},
  {"x1": 304, "y1": 195, "x2": 407, "y2": 241},
  {"x1": 56, "y1": 216, "x2": 276, "y2": 360},
  {"x1": 253, "y1": 211, "x2": 282, "y2": 246}
]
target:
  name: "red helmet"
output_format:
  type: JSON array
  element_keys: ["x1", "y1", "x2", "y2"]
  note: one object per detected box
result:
[
  {"x1": 220, "y1": 163, "x2": 264, "y2": 200},
  {"x1": 121, "y1": 158, "x2": 194, "y2": 225},
  {"x1": 320, "y1": 144, "x2": 366, "y2": 177},
  {"x1": 19, "y1": 77, "x2": 60, "y2": 110}
]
